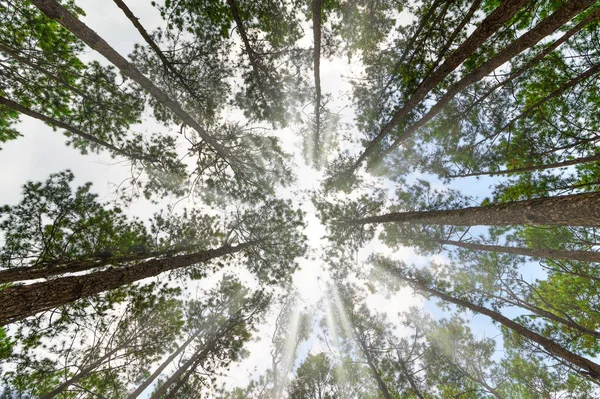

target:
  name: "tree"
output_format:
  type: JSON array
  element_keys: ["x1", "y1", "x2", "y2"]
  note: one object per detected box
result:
[
  {"x1": 0, "y1": 1, "x2": 189, "y2": 200},
  {"x1": 288, "y1": 353, "x2": 336, "y2": 399},
  {"x1": 2, "y1": 284, "x2": 184, "y2": 398},
  {"x1": 0, "y1": 172, "x2": 306, "y2": 325},
  {"x1": 339, "y1": 192, "x2": 600, "y2": 228},
  {"x1": 372, "y1": 255, "x2": 600, "y2": 382},
  {"x1": 147, "y1": 276, "x2": 270, "y2": 398}
]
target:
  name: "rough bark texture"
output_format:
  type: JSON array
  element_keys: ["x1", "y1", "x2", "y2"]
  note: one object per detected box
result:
[
  {"x1": 353, "y1": 192, "x2": 600, "y2": 227},
  {"x1": 0, "y1": 242, "x2": 253, "y2": 326},
  {"x1": 403, "y1": 275, "x2": 600, "y2": 380},
  {"x1": 379, "y1": 0, "x2": 595, "y2": 159},
  {"x1": 128, "y1": 330, "x2": 201, "y2": 399},
  {"x1": 0, "y1": 95, "x2": 150, "y2": 161},
  {"x1": 0, "y1": 260, "x2": 105, "y2": 285},
  {"x1": 348, "y1": 0, "x2": 530, "y2": 174},
  {"x1": 440, "y1": 239, "x2": 600, "y2": 263},
  {"x1": 30, "y1": 0, "x2": 234, "y2": 164},
  {"x1": 0, "y1": 250, "x2": 178, "y2": 284}
]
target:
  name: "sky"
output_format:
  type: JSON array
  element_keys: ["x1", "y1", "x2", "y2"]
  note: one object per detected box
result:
[{"x1": 0, "y1": 0, "x2": 518, "y2": 395}]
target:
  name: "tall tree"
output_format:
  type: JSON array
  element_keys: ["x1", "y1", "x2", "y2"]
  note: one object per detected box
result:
[
  {"x1": 372, "y1": 256, "x2": 600, "y2": 381},
  {"x1": 336, "y1": 192, "x2": 600, "y2": 228},
  {"x1": 148, "y1": 277, "x2": 270, "y2": 398},
  {"x1": 29, "y1": 0, "x2": 241, "y2": 170},
  {"x1": 0, "y1": 173, "x2": 306, "y2": 325},
  {"x1": 2, "y1": 284, "x2": 184, "y2": 398}
]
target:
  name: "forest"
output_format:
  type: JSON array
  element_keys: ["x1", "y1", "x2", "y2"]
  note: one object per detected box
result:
[{"x1": 1, "y1": 0, "x2": 600, "y2": 397}]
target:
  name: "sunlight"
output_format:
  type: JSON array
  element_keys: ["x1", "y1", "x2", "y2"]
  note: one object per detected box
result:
[
  {"x1": 323, "y1": 293, "x2": 350, "y2": 388},
  {"x1": 274, "y1": 303, "x2": 302, "y2": 398}
]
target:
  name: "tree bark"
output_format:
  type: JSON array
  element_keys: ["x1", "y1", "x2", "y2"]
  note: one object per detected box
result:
[
  {"x1": 0, "y1": 249, "x2": 179, "y2": 285},
  {"x1": 128, "y1": 330, "x2": 201, "y2": 399},
  {"x1": 312, "y1": 0, "x2": 322, "y2": 168},
  {"x1": 400, "y1": 273, "x2": 600, "y2": 381},
  {"x1": 351, "y1": 192, "x2": 600, "y2": 227},
  {"x1": 0, "y1": 95, "x2": 151, "y2": 162},
  {"x1": 459, "y1": 6, "x2": 600, "y2": 120},
  {"x1": 0, "y1": 241, "x2": 254, "y2": 326},
  {"x1": 30, "y1": 0, "x2": 234, "y2": 165},
  {"x1": 379, "y1": 0, "x2": 595, "y2": 160},
  {"x1": 149, "y1": 314, "x2": 245, "y2": 399},
  {"x1": 347, "y1": 0, "x2": 530, "y2": 174},
  {"x1": 439, "y1": 238, "x2": 600, "y2": 263},
  {"x1": 112, "y1": 0, "x2": 173, "y2": 73},
  {"x1": 421, "y1": 0, "x2": 483, "y2": 83},
  {"x1": 386, "y1": 0, "x2": 447, "y2": 89},
  {"x1": 485, "y1": 288, "x2": 600, "y2": 341},
  {"x1": 449, "y1": 152, "x2": 600, "y2": 178},
  {"x1": 398, "y1": 360, "x2": 425, "y2": 399}
]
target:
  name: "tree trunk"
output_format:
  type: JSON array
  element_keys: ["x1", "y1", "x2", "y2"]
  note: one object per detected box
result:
[
  {"x1": 128, "y1": 330, "x2": 201, "y2": 399},
  {"x1": 439, "y1": 239, "x2": 600, "y2": 263},
  {"x1": 347, "y1": 0, "x2": 530, "y2": 174},
  {"x1": 40, "y1": 342, "x2": 124, "y2": 399},
  {"x1": 112, "y1": 0, "x2": 172, "y2": 73},
  {"x1": 351, "y1": 192, "x2": 600, "y2": 227},
  {"x1": 30, "y1": 0, "x2": 234, "y2": 165},
  {"x1": 379, "y1": 0, "x2": 594, "y2": 160},
  {"x1": 400, "y1": 273, "x2": 600, "y2": 381},
  {"x1": 162, "y1": 354, "x2": 205, "y2": 399},
  {"x1": 384, "y1": 0, "x2": 447, "y2": 93},
  {"x1": 0, "y1": 242, "x2": 254, "y2": 326},
  {"x1": 449, "y1": 152, "x2": 600, "y2": 178},
  {"x1": 149, "y1": 315, "x2": 244, "y2": 399},
  {"x1": 0, "y1": 95, "x2": 150, "y2": 162},
  {"x1": 397, "y1": 360, "x2": 425, "y2": 399},
  {"x1": 485, "y1": 289, "x2": 600, "y2": 341},
  {"x1": 111, "y1": 0, "x2": 206, "y2": 106},
  {"x1": 459, "y1": 6, "x2": 600, "y2": 120},
  {"x1": 356, "y1": 335, "x2": 393, "y2": 399},
  {"x1": 226, "y1": 0, "x2": 270, "y2": 105},
  {"x1": 0, "y1": 249, "x2": 179, "y2": 285},
  {"x1": 421, "y1": 0, "x2": 483, "y2": 83},
  {"x1": 312, "y1": 0, "x2": 322, "y2": 168}
]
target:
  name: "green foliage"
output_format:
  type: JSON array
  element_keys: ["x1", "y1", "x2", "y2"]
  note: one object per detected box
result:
[
  {"x1": 3, "y1": 0, "x2": 600, "y2": 396},
  {"x1": 0, "y1": 170, "x2": 150, "y2": 269}
]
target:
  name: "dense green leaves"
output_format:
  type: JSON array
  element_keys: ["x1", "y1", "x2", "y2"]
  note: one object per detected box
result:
[{"x1": 3, "y1": 0, "x2": 600, "y2": 396}]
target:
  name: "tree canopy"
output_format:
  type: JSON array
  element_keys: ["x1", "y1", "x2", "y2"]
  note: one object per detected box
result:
[{"x1": 2, "y1": 0, "x2": 600, "y2": 397}]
